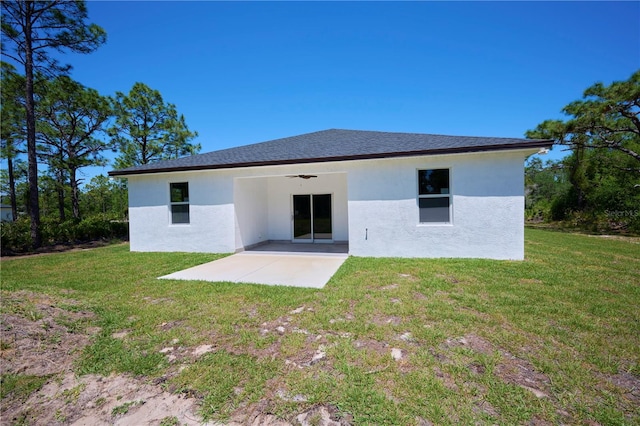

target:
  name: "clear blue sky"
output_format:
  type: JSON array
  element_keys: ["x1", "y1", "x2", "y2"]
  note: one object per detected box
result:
[{"x1": 25, "y1": 1, "x2": 640, "y2": 178}]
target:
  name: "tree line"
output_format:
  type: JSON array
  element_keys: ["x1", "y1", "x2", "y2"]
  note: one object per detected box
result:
[
  {"x1": 2, "y1": 2, "x2": 638, "y2": 252},
  {"x1": 525, "y1": 70, "x2": 640, "y2": 234},
  {"x1": 1, "y1": 1, "x2": 199, "y2": 251}
]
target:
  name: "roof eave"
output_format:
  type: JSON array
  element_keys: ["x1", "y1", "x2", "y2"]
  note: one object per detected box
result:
[{"x1": 108, "y1": 140, "x2": 553, "y2": 177}]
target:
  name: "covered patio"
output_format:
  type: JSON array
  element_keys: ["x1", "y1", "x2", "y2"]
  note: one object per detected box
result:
[{"x1": 233, "y1": 172, "x2": 349, "y2": 252}]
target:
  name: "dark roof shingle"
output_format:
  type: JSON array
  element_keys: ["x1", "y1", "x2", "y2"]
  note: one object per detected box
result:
[{"x1": 109, "y1": 128, "x2": 552, "y2": 176}]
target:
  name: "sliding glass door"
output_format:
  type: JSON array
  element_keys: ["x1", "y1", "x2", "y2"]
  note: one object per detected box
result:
[
  {"x1": 312, "y1": 194, "x2": 332, "y2": 240},
  {"x1": 293, "y1": 194, "x2": 332, "y2": 242},
  {"x1": 293, "y1": 195, "x2": 312, "y2": 240}
]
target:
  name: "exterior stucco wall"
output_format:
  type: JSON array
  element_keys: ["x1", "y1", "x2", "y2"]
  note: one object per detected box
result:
[
  {"x1": 127, "y1": 165, "x2": 349, "y2": 253},
  {"x1": 125, "y1": 148, "x2": 531, "y2": 258},
  {"x1": 233, "y1": 177, "x2": 269, "y2": 250},
  {"x1": 346, "y1": 150, "x2": 528, "y2": 259},
  {"x1": 128, "y1": 171, "x2": 236, "y2": 252}
]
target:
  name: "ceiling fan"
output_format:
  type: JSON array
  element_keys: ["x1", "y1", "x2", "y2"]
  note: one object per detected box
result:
[{"x1": 286, "y1": 174, "x2": 318, "y2": 179}]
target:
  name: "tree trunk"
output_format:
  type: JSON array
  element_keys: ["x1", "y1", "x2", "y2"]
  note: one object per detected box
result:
[
  {"x1": 570, "y1": 144, "x2": 587, "y2": 210},
  {"x1": 23, "y1": 4, "x2": 42, "y2": 248},
  {"x1": 57, "y1": 168, "x2": 66, "y2": 222},
  {"x1": 70, "y1": 168, "x2": 81, "y2": 220},
  {"x1": 7, "y1": 156, "x2": 18, "y2": 221},
  {"x1": 142, "y1": 137, "x2": 148, "y2": 164}
]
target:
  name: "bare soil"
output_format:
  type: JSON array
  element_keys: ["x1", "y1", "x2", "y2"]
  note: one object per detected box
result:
[
  {"x1": 0, "y1": 291, "x2": 206, "y2": 425},
  {"x1": 442, "y1": 334, "x2": 552, "y2": 399},
  {"x1": 1, "y1": 291, "x2": 95, "y2": 377},
  {"x1": 0, "y1": 294, "x2": 348, "y2": 426}
]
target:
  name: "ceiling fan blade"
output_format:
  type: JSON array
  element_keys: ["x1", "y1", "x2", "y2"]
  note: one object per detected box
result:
[{"x1": 284, "y1": 174, "x2": 318, "y2": 179}]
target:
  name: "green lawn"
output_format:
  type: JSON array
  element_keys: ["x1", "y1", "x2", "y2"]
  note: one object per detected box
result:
[{"x1": 1, "y1": 229, "x2": 639, "y2": 425}]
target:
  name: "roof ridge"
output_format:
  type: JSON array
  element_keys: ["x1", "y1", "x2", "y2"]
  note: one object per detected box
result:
[{"x1": 325, "y1": 128, "x2": 540, "y2": 141}]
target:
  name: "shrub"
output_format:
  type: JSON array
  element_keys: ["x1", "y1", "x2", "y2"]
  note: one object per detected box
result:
[
  {"x1": 1, "y1": 217, "x2": 33, "y2": 253},
  {"x1": 1, "y1": 214, "x2": 129, "y2": 255}
]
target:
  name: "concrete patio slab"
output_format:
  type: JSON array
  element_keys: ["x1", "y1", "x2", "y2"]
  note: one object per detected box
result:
[{"x1": 159, "y1": 251, "x2": 348, "y2": 288}]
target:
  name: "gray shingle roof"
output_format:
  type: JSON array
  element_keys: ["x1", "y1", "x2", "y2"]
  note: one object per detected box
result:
[{"x1": 109, "y1": 128, "x2": 552, "y2": 176}]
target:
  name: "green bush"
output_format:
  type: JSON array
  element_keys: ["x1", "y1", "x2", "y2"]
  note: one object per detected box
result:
[
  {"x1": 1, "y1": 214, "x2": 129, "y2": 254},
  {"x1": 1, "y1": 217, "x2": 33, "y2": 253},
  {"x1": 550, "y1": 195, "x2": 570, "y2": 221}
]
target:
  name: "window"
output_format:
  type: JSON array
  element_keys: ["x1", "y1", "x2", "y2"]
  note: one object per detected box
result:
[
  {"x1": 418, "y1": 169, "x2": 451, "y2": 223},
  {"x1": 170, "y1": 182, "x2": 190, "y2": 224}
]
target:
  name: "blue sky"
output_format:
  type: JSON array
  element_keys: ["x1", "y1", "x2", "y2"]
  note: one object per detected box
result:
[{"x1": 16, "y1": 1, "x2": 640, "y2": 179}]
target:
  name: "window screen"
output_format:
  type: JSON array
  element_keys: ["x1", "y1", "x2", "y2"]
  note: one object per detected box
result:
[
  {"x1": 418, "y1": 169, "x2": 451, "y2": 223},
  {"x1": 170, "y1": 182, "x2": 190, "y2": 224}
]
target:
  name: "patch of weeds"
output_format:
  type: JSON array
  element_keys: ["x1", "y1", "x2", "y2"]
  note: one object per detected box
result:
[
  {"x1": 0, "y1": 373, "x2": 49, "y2": 402},
  {"x1": 306, "y1": 412, "x2": 323, "y2": 426},
  {"x1": 95, "y1": 396, "x2": 107, "y2": 407},
  {"x1": 159, "y1": 416, "x2": 180, "y2": 426},
  {"x1": 29, "y1": 309, "x2": 44, "y2": 322},
  {"x1": 10, "y1": 411, "x2": 30, "y2": 426},
  {"x1": 55, "y1": 314, "x2": 86, "y2": 333},
  {"x1": 54, "y1": 408, "x2": 67, "y2": 423},
  {"x1": 48, "y1": 331, "x2": 63, "y2": 345},
  {"x1": 61, "y1": 382, "x2": 86, "y2": 404},
  {"x1": 0, "y1": 297, "x2": 40, "y2": 320},
  {"x1": 111, "y1": 400, "x2": 143, "y2": 416},
  {"x1": 40, "y1": 320, "x2": 52, "y2": 332},
  {"x1": 0, "y1": 340, "x2": 11, "y2": 350}
]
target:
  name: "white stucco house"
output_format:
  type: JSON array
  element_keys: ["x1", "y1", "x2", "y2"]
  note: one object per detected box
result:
[{"x1": 109, "y1": 129, "x2": 551, "y2": 260}]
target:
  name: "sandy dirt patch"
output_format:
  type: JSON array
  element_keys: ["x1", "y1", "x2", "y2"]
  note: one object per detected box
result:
[
  {"x1": 0, "y1": 291, "x2": 208, "y2": 425},
  {"x1": 0, "y1": 291, "x2": 350, "y2": 426},
  {"x1": 0, "y1": 291, "x2": 96, "y2": 376},
  {"x1": 9, "y1": 372, "x2": 206, "y2": 426}
]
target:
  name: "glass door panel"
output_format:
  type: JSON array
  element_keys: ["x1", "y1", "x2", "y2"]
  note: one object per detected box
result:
[
  {"x1": 293, "y1": 195, "x2": 312, "y2": 240},
  {"x1": 312, "y1": 194, "x2": 332, "y2": 240}
]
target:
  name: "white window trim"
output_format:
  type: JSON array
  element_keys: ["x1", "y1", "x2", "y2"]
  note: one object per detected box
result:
[
  {"x1": 169, "y1": 182, "x2": 190, "y2": 226},
  {"x1": 417, "y1": 168, "x2": 453, "y2": 226}
]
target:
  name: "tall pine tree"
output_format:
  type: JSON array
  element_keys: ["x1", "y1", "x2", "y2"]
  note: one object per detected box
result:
[
  {"x1": 109, "y1": 82, "x2": 200, "y2": 169},
  {"x1": 1, "y1": 0, "x2": 106, "y2": 247}
]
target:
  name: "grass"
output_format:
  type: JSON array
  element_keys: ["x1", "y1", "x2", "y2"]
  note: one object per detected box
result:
[
  {"x1": 1, "y1": 230, "x2": 639, "y2": 425},
  {"x1": 111, "y1": 400, "x2": 143, "y2": 416},
  {"x1": 0, "y1": 374, "x2": 49, "y2": 402}
]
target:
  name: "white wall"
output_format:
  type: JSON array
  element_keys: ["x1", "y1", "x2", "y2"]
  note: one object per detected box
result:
[
  {"x1": 128, "y1": 171, "x2": 236, "y2": 252},
  {"x1": 127, "y1": 165, "x2": 348, "y2": 253},
  {"x1": 233, "y1": 177, "x2": 268, "y2": 250},
  {"x1": 125, "y1": 148, "x2": 532, "y2": 259},
  {"x1": 347, "y1": 150, "x2": 530, "y2": 259}
]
